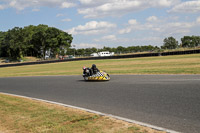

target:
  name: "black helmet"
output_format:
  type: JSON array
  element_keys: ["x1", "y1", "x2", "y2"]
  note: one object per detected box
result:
[{"x1": 92, "y1": 64, "x2": 96, "y2": 68}]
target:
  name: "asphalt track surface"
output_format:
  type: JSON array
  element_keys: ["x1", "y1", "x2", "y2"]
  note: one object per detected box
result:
[{"x1": 0, "y1": 75, "x2": 200, "y2": 133}]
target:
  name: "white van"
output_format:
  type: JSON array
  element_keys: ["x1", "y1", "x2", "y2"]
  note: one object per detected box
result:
[
  {"x1": 99, "y1": 51, "x2": 112, "y2": 56},
  {"x1": 91, "y1": 51, "x2": 114, "y2": 57}
]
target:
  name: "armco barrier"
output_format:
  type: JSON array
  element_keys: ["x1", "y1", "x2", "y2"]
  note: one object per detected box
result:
[
  {"x1": 161, "y1": 49, "x2": 200, "y2": 56},
  {"x1": 0, "y1": 49, "x2": 200, "y2": 68}
]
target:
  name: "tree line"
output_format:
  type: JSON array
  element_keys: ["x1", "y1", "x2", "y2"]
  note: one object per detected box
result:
[
  {"x1": 0, "y1": 24, "x2": 200, "y2": 59},
  {"x1": 0, "y1": 25, "x2": 73, "y2": 60},
  {"x1": 66, "y1": 45, "x2": 160, "y2": 56},
  {"x1": 67, "y1": 36, "x2": 200, "y2": 56}
]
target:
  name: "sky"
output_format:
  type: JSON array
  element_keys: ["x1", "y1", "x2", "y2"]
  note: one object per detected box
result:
[{"x1": 0, "y1": 0, "x2": 200, "y2": 49}]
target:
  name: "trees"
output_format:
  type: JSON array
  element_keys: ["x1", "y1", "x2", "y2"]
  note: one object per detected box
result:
[
  {"x1": 100, "y1": 46, "x2": 112, "y2": 52},
  {"x1": 0, "y1": 32, "x2": 5, "y2": 56},
  {"x1": 116, "y1": 46, "x2": 125, "y2": 54},
  {"x1": 0, "y1": 25, "x2": 73, "y2": 59},
  {"x1": 161, "y1": 36, "x2": 200, "y2": 50},
  {"x1": 181, "y1": 36, "x2": 200, "y2": 48},
  {"x1": 76, "y1": 48, "x2": 85, "y2": 56},
  {"x1": 1, "y1": 26, "x2": 199, "y2": 60},
  {"x1": 57, "y1": 31, "x2": 73, "y2": 56},
  {"x1": 32, "y1": 25, "x2": 61, "y2": 59},
  {"x1": 23, "y1": 25, "x2": 37, "y2": 57},
  {"x1": 2, "y1": 27, "x2": 27, "y2": 59},
  {"x1": 162, "y1": 37, "x2": 178, "y2": 49}
]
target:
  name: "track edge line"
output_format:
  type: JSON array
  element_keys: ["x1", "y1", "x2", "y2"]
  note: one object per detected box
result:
[{"x1": 0, "y1": 92, "x2": 180, "y2": 133}]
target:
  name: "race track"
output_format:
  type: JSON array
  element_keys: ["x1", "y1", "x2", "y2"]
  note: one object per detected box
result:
[{"x1": 0, "y1": 75, "x2": 200, "y2": 133}]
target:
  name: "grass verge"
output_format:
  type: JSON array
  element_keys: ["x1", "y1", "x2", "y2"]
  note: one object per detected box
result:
[
  {"x1": 0, "y1": 54, "x2": 200, "y2": 77},
  {"x1": 0, "y1": 93, "x2": 165, "y2": 133}
]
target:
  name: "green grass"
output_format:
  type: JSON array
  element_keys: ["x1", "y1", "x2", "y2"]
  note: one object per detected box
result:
[
  {"x1": 0, "y1": 54, "x2": 200, "y2": 77},
  {"x1": 0, "y1": 93, "x2": 164, "y2": 133}
]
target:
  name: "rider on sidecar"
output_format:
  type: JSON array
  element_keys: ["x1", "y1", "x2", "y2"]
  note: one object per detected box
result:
[{"x1": 82, "y1": 64, "x2": 110, "y2": 81}]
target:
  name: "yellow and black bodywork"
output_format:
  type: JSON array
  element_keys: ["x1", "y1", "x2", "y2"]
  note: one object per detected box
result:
[
  {"x1": 83, "y1": 70, "x2": 110, "y2": 81},
  {"x1": 88, "y1": 71, "x2": 110, "y2": 81}
]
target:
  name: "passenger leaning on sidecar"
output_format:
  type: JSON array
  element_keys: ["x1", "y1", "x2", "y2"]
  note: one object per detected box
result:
[{"x1": 91, "y1": 64, "x2": 99, "y2": 75}]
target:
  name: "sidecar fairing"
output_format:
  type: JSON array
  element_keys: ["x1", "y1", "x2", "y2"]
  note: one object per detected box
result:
[{"x1": 83, "y1": 71, "x2": 110, "y2": 81}]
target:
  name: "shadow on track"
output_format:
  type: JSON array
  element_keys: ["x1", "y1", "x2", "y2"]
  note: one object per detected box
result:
[{"x1": 77, "y1": 80, "x2": 110, "y2": 83}]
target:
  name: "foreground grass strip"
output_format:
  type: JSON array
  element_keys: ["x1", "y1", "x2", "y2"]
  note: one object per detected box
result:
[
  {"x1": 0, "y1": 93, "x2": 165, "y2": 133},
  {"x1": 0, "y1": 54, "x2": 200, "y2": 77}
]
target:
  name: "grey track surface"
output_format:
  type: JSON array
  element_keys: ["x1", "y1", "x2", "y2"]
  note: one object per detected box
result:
[{"x1": 0, "y1": 75, "x2": 200, "y2": 133}]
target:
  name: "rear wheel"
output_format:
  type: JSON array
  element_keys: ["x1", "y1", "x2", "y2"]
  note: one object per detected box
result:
[{"x1": 84, "y1": 76, "x2": 88, "y2": 81}]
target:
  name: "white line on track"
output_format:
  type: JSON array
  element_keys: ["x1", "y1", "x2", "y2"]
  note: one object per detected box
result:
[{"x1": 0, "y1": 92, "x2": 180, "y2": 133}]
